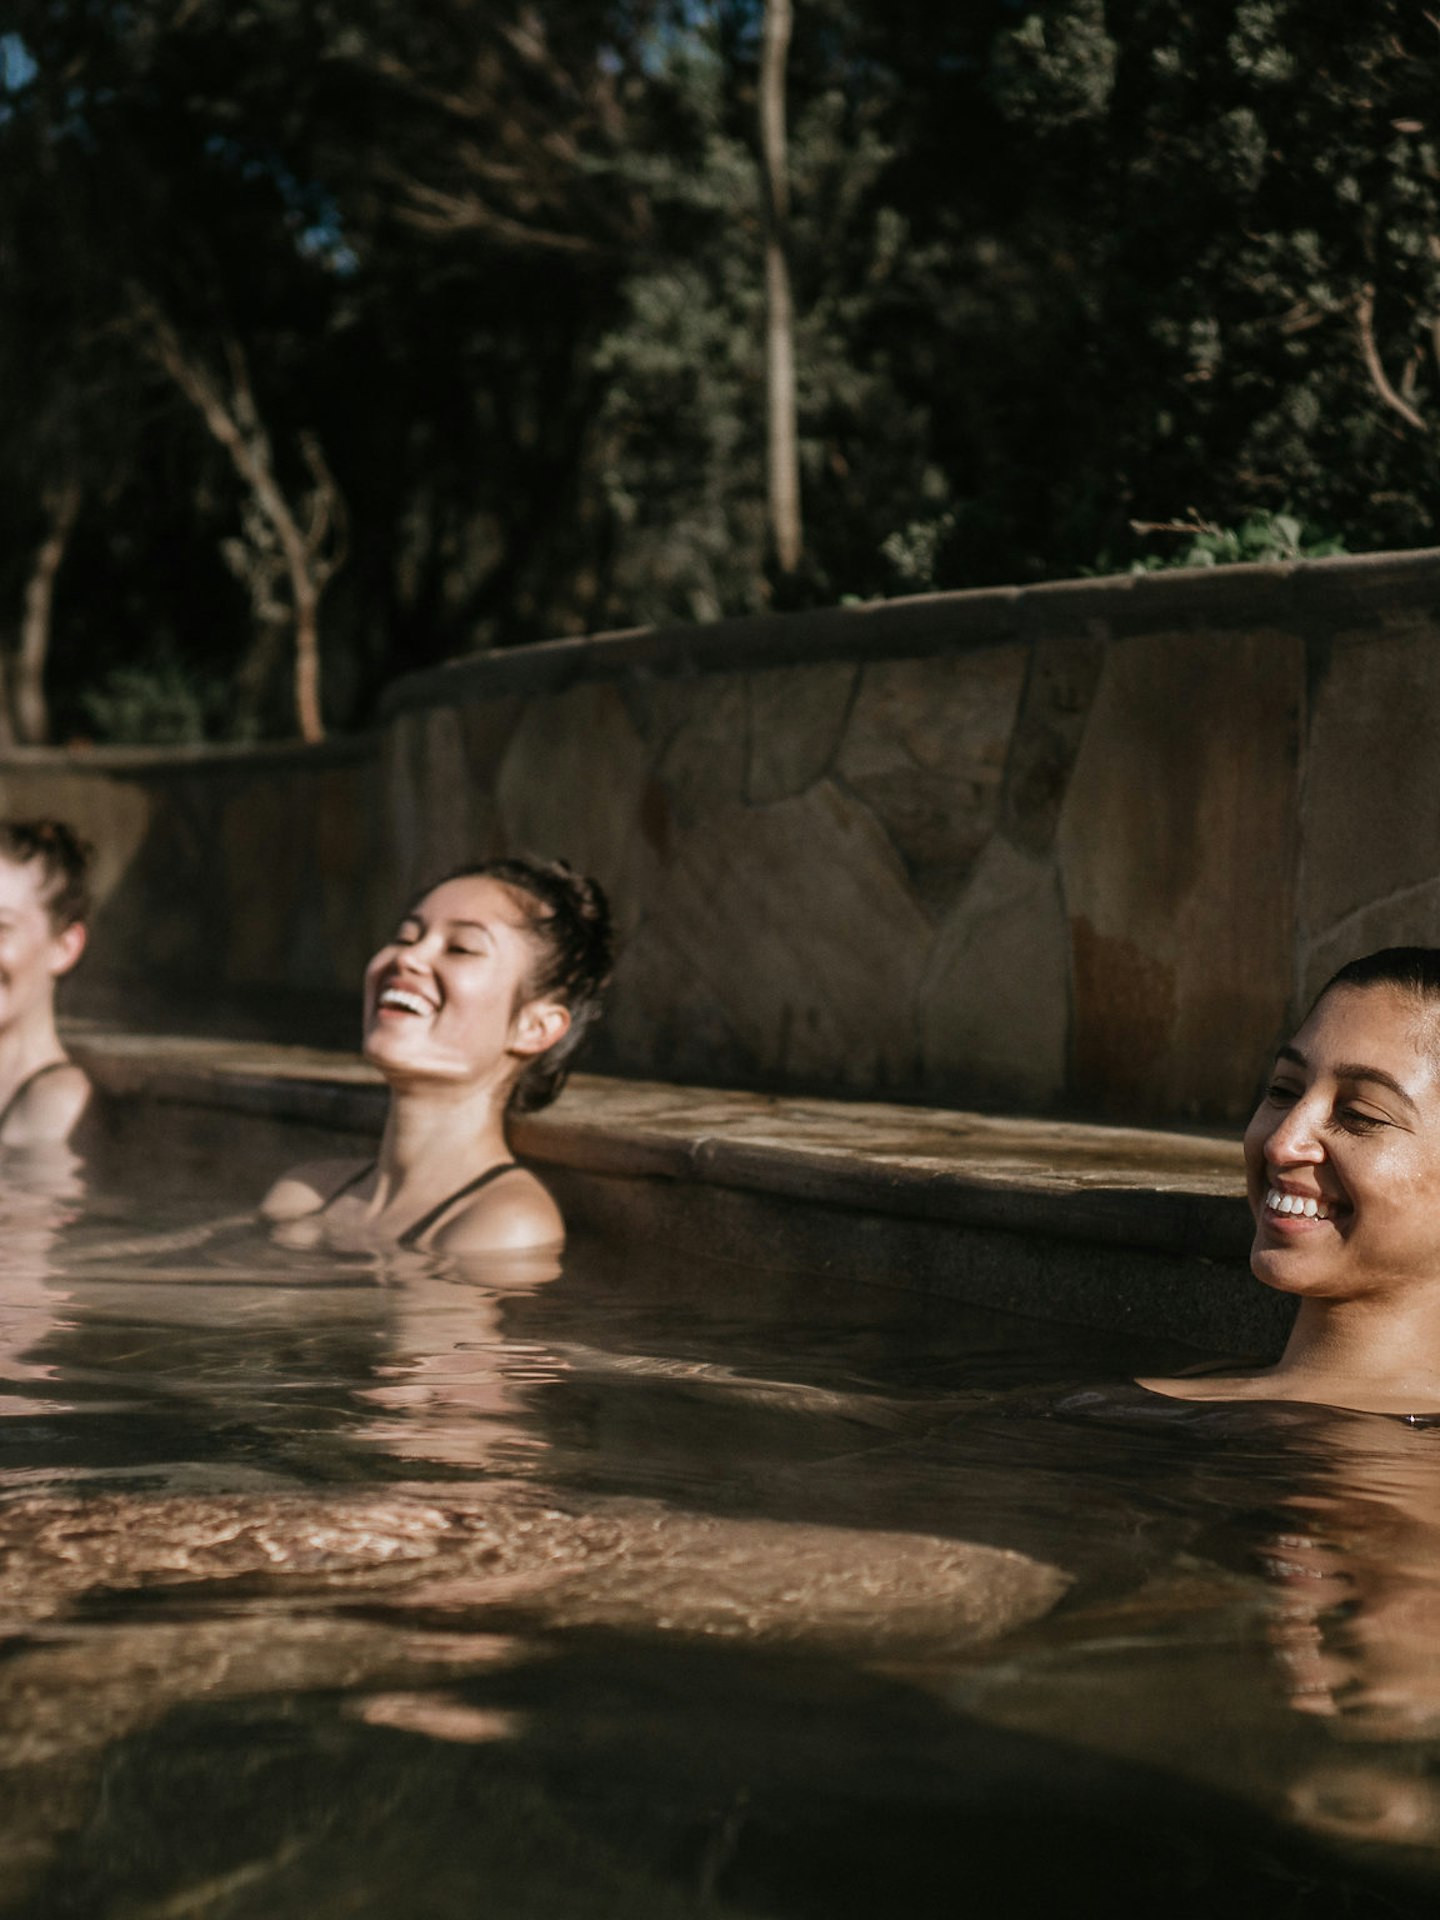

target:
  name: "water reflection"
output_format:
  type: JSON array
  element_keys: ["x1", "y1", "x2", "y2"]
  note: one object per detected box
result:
[{"x1": 4, "y1": 1152, "x2": 1440, "y2": 1911}]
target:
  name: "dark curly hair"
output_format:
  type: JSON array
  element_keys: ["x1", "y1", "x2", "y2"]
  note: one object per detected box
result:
[
  {"x1": 417, "y1": 856, "x2": 613, "y2": 1113},
  {"x1": 0, "y1": 818, "x2": 93, "y2": 930}
]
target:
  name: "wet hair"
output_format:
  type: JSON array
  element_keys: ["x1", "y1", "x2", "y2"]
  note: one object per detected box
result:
[
  {"x1": 1316, "y1": 947, "x2": 1440, "y2": 1008},
  {"x1": 0, "y1": 818, "x2": 92, "y2": 930},
  {"x1": 419, "y1": 856, "x2": 613, "y2": 1113}
]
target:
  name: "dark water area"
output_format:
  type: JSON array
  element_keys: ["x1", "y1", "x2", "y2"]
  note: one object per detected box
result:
[{"x1": 2, "y1": 1108, "x2": 1440, "y2": 1916}]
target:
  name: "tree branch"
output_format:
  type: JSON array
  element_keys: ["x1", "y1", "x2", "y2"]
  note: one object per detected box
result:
[
  {"x1": 130, "y1": 294, "x2": 341, "y2": 741},
  {"x1": 1357, "y1": 283, "x2": 1428, "y2": 432}
]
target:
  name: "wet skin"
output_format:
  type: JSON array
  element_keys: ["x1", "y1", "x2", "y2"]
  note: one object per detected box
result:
[
  {"x1": 362, "y1": 876, "x2": 567, "y2": 1094},
  {"x1": 0, "y1": 855, "x2": 88, "y2": 1147},
  {"x1": 1244, "y1": 986, "x2": 1440, "y2": 1308},
  {"x1": 1142, "y1": 985, "x2": 1440, "y2": 1413},
  {"x1": 265, "y1": 876, "x2": 569, "y2": 1255}
]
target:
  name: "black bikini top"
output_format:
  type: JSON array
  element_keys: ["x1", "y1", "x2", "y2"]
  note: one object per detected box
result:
[
  {"x1": 321, "y1": 1159, "x2": 521, "y2": 1249},
  {"x1": 0, "y1": 1059, "x2": 74, "y2": 1133}
]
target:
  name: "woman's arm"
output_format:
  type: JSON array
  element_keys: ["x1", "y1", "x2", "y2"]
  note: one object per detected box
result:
[{"x1": 260, "y1": 1157, "x2": 371, "y2": 1224}]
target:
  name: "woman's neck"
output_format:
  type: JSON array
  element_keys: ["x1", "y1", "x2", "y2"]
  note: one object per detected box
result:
[
  {"x1": 0, "y1": 1009, "x2": 65, "y2": 1095},
  {"x1": 1274, "y1": 1296, "x2": 1440, "y2": 1409},
  {"x1": 375, "y1": 1080, "x2": 511, "y2": 1195}
]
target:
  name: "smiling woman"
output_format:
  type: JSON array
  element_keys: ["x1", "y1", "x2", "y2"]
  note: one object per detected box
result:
[
  {"x1": 262, "y1": 858, "x2": 612, "y2": 1257},
  {"x1": 1141, "y1": 948, "x2": 1440, "y2": 1416}
]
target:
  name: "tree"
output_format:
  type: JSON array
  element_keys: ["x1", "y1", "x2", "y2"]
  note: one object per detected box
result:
[
  {"x1": 759, "y1": 0, "x2": 802, "y2": 575},
  {"x1": 132, "y1": 301, "x2": 345, "y2": 743}
]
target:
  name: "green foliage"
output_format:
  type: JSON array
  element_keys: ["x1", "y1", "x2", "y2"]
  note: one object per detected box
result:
[
  {"x1": 79, "y1": 654, "x2": 229, "y2": 746},
  {"x1": 2, "y1": 0, "x2": 1439, "y2": 736},
  {"x1": 1117, "y1": 511, "x2": 1348, "y2": 574}
]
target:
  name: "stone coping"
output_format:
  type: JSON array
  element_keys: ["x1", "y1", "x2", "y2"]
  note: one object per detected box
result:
[
  {"x1": 67, "y1": 1025, "x2": 1251, "y2": 1263},
  {"x1": 5, "y1": 547, "x2": 1439, "y2": 774},
  {"x1": 378, "y1": 545, "x2": 1440, "y2": 718}
]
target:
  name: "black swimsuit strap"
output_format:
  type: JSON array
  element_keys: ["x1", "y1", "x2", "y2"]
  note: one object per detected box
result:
[
  {"x1": 320, "y1": 1161, "x2": 377, "y2": 1213},
  {"x1": 397, "y1": 1162, "x2": 521, "y2": 1250},
  {"x1": 0, "y1": 1059, "x2": 73, "y2": 1132}
]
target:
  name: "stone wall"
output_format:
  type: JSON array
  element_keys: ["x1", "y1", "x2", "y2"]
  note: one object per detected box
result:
[{"x1": 8, "y1": 548, "x2": 1440, "y2": 1122}]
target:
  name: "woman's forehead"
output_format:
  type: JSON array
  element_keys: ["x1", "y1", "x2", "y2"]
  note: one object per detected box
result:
[
  {"x1": 1293, "y1": 984, "x2": 1439, "y2": 1080},
  {"x1": 412, "y1": 874, "x2": 531, "y2": 930},
  {"x1": 0, "y1": 856, "x2": 49, "y2": 912}
]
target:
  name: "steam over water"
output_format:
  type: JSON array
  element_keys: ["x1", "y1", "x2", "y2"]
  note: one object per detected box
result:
[{"x1": 1, "y1": 1105, "x2": 1438, "y2": 1916}]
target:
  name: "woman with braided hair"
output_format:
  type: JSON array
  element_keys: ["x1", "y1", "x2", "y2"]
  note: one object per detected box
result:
[{"x1": 263, "y1": 857, "x2": 612, "y2": 1256}]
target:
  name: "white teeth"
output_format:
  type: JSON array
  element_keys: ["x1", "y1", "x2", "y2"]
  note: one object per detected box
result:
[
  {"x1": 1265, "y1": 1188, "x2": 1330, "y2": 1221},
  {"x1": 378, "y1": 988, "x2": 431, "y2": 1016}
]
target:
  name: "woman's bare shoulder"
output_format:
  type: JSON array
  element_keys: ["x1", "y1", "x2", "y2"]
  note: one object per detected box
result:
[
  {"x1": 430, "y1": 1166, "x2": 564, "y2": 1256},
  {"x1": 0, "y1": 1063, "x2": 91, "y2": 1148},
  {"x1": 260, "y1": 1157, "x2": 371, "y2": 1223},
  {"x1": 1137, "y1": 1365, "x2": 1276, "y2": 1403}
]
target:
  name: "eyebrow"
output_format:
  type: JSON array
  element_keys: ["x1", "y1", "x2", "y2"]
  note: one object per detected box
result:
[
  {"x1": 1276, "y1": 1044, "x2": 1419, "y2": 1111},
  {"x1": 398, "y1": 914, "x2": 495, "y2": 937}
]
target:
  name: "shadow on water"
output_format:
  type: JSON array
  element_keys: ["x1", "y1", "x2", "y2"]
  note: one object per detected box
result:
[{"x1": 7, "y1": 1629, "x2": 1440, "y2": 1920}]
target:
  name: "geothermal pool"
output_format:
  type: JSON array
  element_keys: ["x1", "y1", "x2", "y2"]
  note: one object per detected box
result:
[{"x1": 0, "y1": 1104, "x2": 1437, "y2": 1917}]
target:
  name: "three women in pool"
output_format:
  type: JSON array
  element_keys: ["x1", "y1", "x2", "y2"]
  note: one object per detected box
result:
[
  {"x1": 263, "y1": 857, "x2": 612, "y2": 1256},
  {"x1": 1143, "y1": 947, "x2": 1440, "y2": 1417},
  {"x1": 0, "y1": 818, "x2": 92, "y2": 1147}
]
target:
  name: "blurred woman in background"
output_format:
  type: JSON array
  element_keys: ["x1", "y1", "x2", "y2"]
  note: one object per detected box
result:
[{"x1": 0, "y1": 819, "x2": 92, "y2": 1148}]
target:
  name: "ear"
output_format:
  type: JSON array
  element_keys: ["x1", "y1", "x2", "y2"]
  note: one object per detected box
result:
[
  {"x1": 48, "y1": 920, "x2": 87, "y2": 979},
  {"x1": 508, "y1": 997, "x2": 571, "y2": 1059}
]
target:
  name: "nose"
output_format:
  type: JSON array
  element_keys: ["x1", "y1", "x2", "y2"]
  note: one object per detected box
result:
[{"x1": 1262, "y1": 1096, "x2": 1325, "y2": 1169}]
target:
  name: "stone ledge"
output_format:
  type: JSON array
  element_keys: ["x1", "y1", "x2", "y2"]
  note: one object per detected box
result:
[
  {"x1": 66, "y1": 1025, "x2": 1250, "y2": 1263},
  {"x1": 378, "y1": 546, "x2": 1440, "y2": 718}
]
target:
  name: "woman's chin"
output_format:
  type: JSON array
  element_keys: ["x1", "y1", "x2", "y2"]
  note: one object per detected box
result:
[{"x1": 1250, "y1": 1239, "x2": 1345, "y2": 1297}]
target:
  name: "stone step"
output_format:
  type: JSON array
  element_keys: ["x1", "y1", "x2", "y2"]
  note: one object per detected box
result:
[{"x1": 66, "y1": 1021, "x2": 1256, "y2": 1293}]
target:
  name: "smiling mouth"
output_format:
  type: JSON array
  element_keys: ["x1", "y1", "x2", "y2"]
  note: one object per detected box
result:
[
  {"x1": 1264, "y1": 1187, "x2": 1336, "y2": 1223},
  {"x1": 376, "y1": 986, "x2": 434, "y2": 1018}
]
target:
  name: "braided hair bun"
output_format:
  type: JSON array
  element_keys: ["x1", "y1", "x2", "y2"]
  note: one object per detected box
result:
[{"x1": 425, "y1": 857, "x2": 613, "y2": 1112}]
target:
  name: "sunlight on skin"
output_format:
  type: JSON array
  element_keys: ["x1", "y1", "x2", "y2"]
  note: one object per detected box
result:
[
  {"x1": 263, "y1": 874, "x2": 578, "y2": 1256},
  {"x1": 0, "y1": 850, "x2": 90, "y2": 1150},
  {"x1": 1143, "y1": 984, "x2": 1440, "y2": 1415}
]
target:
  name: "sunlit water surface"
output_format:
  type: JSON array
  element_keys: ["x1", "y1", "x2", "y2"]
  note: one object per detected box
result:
[{"x1": 3, "y1": 1119, "x2": 1440, "y2": 1916}]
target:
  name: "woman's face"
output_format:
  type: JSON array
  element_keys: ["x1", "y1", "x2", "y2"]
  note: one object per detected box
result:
[
  {"x1": 362, "y1": 875, "x2": 567, "y2": 1090},
  {"x1": 1245, "y1": 984, "x2": 1440, "y2": 1301},
  {"x1": 0, "y1": 857, "x2": 84, "y2": 1033}
]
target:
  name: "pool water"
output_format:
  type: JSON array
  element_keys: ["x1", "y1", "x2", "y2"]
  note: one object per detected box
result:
[{"x1": 3, "y1": 1111, "x2": 1440, "y2": 1917}]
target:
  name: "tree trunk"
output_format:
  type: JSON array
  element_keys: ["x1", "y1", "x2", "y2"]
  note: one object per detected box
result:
[
  {"x1": 16, "y1": 480, "x2": 82, "y2": 746},
  {"x1": 135, "y1": 304, "x2": 339, "y2": 743},
  {"x1": 759, "y1": 0, "x2": 801, "y2": 575},
  {"x1": 291, "y1": 577, "x2": 323, "y2": 745}
]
